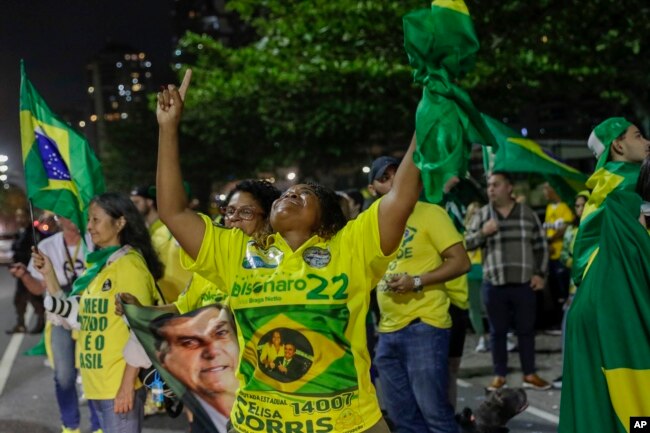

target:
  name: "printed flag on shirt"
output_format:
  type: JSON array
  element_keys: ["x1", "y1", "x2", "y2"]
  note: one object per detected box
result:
[
  {"x1": 236, "y1": 304, "x2": 356, "y2": 395},
  {"x1": 560, "y1": 190, "x2": 650, "y2": 433},
  {"x1": 403, "y1": 0, "x2": 497, "y2": 204},
  {"x1": 481, "y1": 114, "x2": 588, "y2": 205},
  {"x1": 19, "y1": 61, "x2": 105, "y2": 233}
]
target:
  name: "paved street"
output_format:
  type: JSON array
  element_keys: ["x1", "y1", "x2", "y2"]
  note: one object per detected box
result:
[{"x1": 0, "y1": 266, "x2": 561, "y2": 432}]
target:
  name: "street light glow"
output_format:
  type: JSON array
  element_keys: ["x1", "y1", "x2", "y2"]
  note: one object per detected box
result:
[
  {"x1": 287, "y1": 172, "x2": 296, "y2": 181},
  {"x1": 0, "y1": 155, "x2": 7, "y2": 163},
  {"x1": 362, "y1": 166, "x2": 370, "y2": 173},
  {"x1": 0, "y1": 165, "x2": 8, "y2": 173}
]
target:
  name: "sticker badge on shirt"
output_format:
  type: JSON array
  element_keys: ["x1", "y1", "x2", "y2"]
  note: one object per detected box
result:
[
  {"x1": 242, "y1": 244, "x2": 283, "y2": 269},
  {"x1": 101, "y1": 279, "x2": 112, "y2": 291},
  {"x1": 302, "y1": 246, "x2": 331, "y2": 268}
]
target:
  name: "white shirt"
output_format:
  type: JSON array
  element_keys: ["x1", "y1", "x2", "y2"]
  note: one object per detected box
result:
[
  {"x1": 27, "y1": 231, "x2": 94, "y2": 287},
  {"x1": 196, "y1": 394, "x2": 229, "y2": 433}
]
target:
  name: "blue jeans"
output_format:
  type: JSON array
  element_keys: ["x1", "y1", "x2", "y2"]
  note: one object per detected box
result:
[
  {"x1": 92, "y1": 387, "x2": 146, "y2": 433},
  {"x1": 51, "y1": 325, "x2": 101, "y2": 431},
  {"x1": 483, "y1": 282, "x2": 537, "y2": 376},
  {"x1": 375, "y1": 321, "x2": 457, "y2": 433}
]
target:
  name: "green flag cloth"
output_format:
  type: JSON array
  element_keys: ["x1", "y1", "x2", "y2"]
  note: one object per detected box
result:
[
  {"x1": 481, "y1": 114, "x2": 588, "y2": 204},
  {"x1": 19, "y1": 61, "x2": 105, "y2": 233},
  {"x1": 559, "y1": 190, "x2": 650, "y2": 432},
  {"x1": 24, "y1": 335, "x2": 46, "y2": 356},
  {"x1": 571, "y1": 161, "x2": 639, "y2": 286},
  {"x1": 69, "y1": 246, "x2": 120, "y2": 296},
  {"x1": 403, "y1": 0, "x2": 497, "y2": 204}
]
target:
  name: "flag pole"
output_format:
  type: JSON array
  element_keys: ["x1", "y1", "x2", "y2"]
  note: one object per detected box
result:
[{"x1": 27, "y1": 199, "x2": 38, "y2": 251}]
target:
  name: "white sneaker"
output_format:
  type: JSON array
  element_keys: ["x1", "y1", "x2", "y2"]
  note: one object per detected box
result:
[
  {"x1": 507, "y1": 334, "x2": 517, "y2": 352},
  {"x1": 475, "y1": 336, "x2": 488, "y2": 352}
]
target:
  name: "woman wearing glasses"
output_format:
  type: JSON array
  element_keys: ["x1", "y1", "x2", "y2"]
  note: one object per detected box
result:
[
  {"x1": 170, "y1": 180, "x2": 281, "y2": 314},
  {"x1": 118, "y1": 179, "x2": 280, "y2": 316}
]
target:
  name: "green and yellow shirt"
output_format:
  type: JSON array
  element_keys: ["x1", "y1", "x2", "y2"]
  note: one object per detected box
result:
[
  {"x1": 181, "y1": 201, "x2": 394, "y2": 433},
  {"x1": 77, "y1": 248, "x2": 160, "y2": 399},
  {"x1": 174, "y1": 273, "x2": 228, "y2": 315}
]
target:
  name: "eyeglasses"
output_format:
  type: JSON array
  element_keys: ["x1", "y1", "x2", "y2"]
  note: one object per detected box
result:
[{"x1": 221, "y1": 206, "x2": 262, "y2": 221}]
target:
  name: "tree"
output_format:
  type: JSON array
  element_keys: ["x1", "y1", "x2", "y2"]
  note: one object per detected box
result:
[
  {"x1": 465, "y1": 0, "x2": 650, "y2": 136},
  {"x1": 176, "y1": 0, "x2": 427, "y2": 184},
  {"x1": 104, "y1": 0, "x2": 650, "y2": 189}
]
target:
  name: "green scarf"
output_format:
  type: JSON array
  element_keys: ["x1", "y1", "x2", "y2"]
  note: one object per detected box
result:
[{"x1": 70, "y1": 246, "x2": 120, "y2": 296}]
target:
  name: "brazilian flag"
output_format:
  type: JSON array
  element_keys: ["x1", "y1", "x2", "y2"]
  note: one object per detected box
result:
[
  {"x1": 404, "y1": 0, "x2": 497, "y2": 205},
  {"x1": 236, "y1": 304, "x2": 357, "y2": 396},
  {"x1": 481, "y1": 114, "x2": 588, "y2": 205},
  {"x1": 571, "y1": 161, "x2": 639, "y2": 286},
  {"x1": 559, "y1": 190, "x2": 650, "y2": 432},
  {"x1": 19, "y1": 61, "x2": 104, "y2": 233}
]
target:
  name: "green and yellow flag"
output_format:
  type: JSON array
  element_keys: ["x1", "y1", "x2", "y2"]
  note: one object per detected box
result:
[
  {"x1": 236, "y1": 304, "x2": 356, "y2": 395},
  {"x1": 481, "y1": 114, "x2": 588, "y2": 204},
  {"x1": 19, "y1": 61, "x2": 105, "y2": 232},
  {"x1": 571, "y1": 161, "x2": 639, "y2": 286},
  {"x1": 404, "y1": 0, "x2": 497, "y2": 204},
  {"x1": 560, "y1": 190, "x2": 650, "y2": 433}
]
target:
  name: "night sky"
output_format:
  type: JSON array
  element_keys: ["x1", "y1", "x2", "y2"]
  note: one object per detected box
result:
[{"x1": 0, "y1": 0, "x2": 175, "y2": 182}]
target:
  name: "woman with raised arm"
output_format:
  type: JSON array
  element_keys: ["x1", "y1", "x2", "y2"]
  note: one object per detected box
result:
[{"x1": 155, "y1": 69, "x2": 421, "y2": 433}]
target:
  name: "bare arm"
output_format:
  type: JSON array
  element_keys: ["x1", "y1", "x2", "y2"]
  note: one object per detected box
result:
[
  {"x1": 114, "y1": 293, "x2": 179, "y2": 316},
  {"x1": 156, "y1": 69, "x2": 205, "y2": 260},
  {"x1": 9, "y1": 263, "x2": 47, "y2": 295},
  {"x1": 31, "y1": 248, "x2": 64, "y2": 297},
  {"x1": 465, "y1": 211, "x2": 486, "y2": 251},
  {"x1": 377, "y1": 134, "x2": 421, "y2": 255},
  {"x1": 387, "y1": 242, "x2": 471, "y2": 292},
  {"x1": 114, "y1": 364, "x2": 139, "y2": 414}
]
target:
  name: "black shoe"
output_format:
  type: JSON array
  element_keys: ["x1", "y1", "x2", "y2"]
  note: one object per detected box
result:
[{"x1": 5, "y1": 324, "x2": 26, "y2": 334}]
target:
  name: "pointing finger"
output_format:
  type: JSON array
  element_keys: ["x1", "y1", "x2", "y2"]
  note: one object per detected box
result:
[{"x1": 178, "y1": 68, "x2": 192, "y2": 100}]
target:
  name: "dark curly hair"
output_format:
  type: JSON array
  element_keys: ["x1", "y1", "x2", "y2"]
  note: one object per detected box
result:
[
  {"x1": 306, "y1": 182, "x2": 348, "y2": 240},
  {"x1": 224, "y1": 179, "x2": 281, "y2": 244},
  {"x1": 224, "y1": 180, "x2": 280, "y2": 218},
  {"x1": 90, "y1": 192, "x2": 164, "y2": 280}
]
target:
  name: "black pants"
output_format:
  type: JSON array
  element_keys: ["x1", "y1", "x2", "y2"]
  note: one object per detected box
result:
[
  {"x1": 12, "y1": 280, "x2": 44, "y2": 328},
  {"x1": 483, "y1": 282, "x2": 536, "y2": 376}
]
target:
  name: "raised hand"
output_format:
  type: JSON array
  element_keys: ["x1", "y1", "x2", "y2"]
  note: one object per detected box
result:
[
  {"x1": 8, "y1": 262, "x2": 27, "y2": 279},
  {"x1": 114, "y1": 293, "x2": 143, "y2": 316},
  {"x1": 156, "y1": 68, "x2": 192, "y2": 129},
  {"x1": 31, "y1": 247, "x2": 54, "y2": 279}
]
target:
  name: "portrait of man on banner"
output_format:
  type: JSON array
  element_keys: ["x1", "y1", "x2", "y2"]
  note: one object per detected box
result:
[{"x1": 123, "y1": 302, "x2": 239, "y2": 433}]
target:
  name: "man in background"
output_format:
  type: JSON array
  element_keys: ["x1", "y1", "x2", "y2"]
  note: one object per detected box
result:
[{"x1": 466, "y1": 172, "x2": 550, "y2": 391}]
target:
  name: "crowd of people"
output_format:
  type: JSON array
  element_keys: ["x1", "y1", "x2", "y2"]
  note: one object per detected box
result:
[{"x1": 5, "y1": 64, "x2": 649, "y2": 433}]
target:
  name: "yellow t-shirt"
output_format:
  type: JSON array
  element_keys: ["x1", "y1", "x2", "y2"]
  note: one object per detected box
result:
[
  {"x1": 151, "y1": 222, "x2": 193, "y2": 303},
  {"x1": 174, "y1": 273, "x2": 228, "y2": 314},
  {"x1": 545, "y1": 202, "x2": 574, "y2": 260},
  {"x1": 377, "y1": 202, "x2": 464, "y2": 332},
  {"x1": 259, "y1": 343, "x2": 285, "y2": 367},
  {"x1": 445, "y1": 274, "x2": 469, "y2": 310},
  {"x1": 180, "y1": 200, "x2": 394, "y2": 433},
  {"x1": 78, "y1": 248, "x2": 161, "y2": 399}
]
